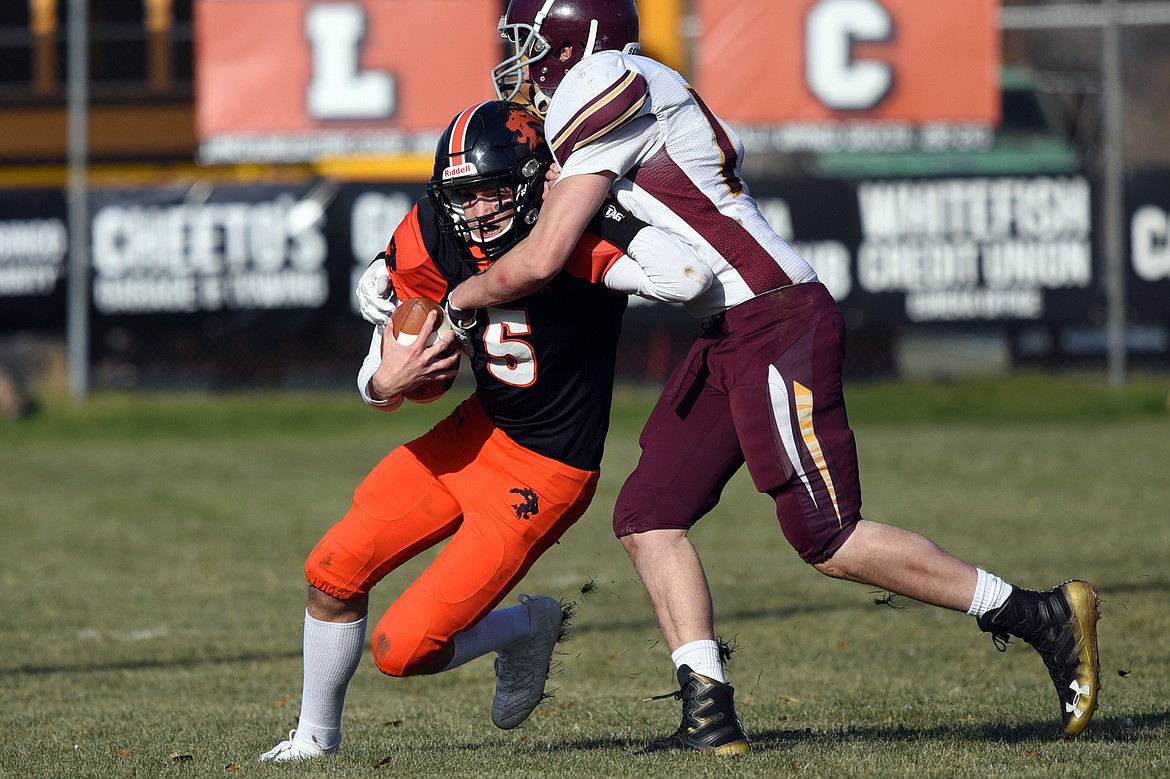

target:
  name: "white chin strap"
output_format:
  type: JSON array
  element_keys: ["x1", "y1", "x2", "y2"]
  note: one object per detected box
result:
[
  {"x1": 530, "y1": 89, "x2": 551, "y2": 117},
  {"x1": 584, "y1": 20, "x2": 599, "y2": 57}
]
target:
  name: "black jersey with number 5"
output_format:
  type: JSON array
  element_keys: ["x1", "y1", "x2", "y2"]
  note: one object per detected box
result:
[{"x1": 384, "y1": 196, "x2": 630, "y2": 470}]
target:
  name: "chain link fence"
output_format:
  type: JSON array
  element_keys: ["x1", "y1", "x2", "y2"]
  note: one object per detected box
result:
[{"x1": 1, "y1": 1, "x2": 1169, "y2": 402}]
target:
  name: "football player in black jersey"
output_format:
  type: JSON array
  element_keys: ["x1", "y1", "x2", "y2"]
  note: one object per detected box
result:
[{"x1": 261, "y1": 100, "x2": 712, "y2": 762}]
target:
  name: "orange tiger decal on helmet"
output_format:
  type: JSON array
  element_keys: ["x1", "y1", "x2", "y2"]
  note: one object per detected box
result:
[{"x1": 507, "y1": 108, "x2": 543, "y2": 151}]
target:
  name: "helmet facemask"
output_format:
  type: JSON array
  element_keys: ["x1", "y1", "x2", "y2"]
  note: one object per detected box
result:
[
  {"x1": 492, "y1": 16, "x2": 551, "y2": 108},
  {"x1": 429, "y1": 156, "x2": 547, "y2": 264}
]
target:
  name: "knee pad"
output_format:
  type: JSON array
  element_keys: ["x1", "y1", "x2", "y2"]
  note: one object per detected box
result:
[{"x1": 369, "y1": 608, "x2": 446, "y2": 677}]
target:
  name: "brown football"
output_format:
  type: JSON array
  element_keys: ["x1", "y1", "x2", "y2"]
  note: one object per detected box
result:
[{"x1": 389, "y1": 297, "x2": 457, "y2": 403}]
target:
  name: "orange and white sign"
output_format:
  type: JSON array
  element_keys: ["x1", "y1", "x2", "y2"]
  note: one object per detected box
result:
[
  {"x1": 195, "y1": 0, "x2": 500, "y2": 162},
  {"x1": 694, "y1": 0, "x2": 999, "y2": 125}
]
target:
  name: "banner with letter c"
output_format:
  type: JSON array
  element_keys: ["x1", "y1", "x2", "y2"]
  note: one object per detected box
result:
[{"x1": 694, "y1": 0, "x2": 999, "y2": 130}]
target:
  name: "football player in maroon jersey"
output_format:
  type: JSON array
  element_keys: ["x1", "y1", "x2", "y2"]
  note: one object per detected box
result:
[{"x1": 445, "y1": 0, "x2": 1101, "y2": 753}]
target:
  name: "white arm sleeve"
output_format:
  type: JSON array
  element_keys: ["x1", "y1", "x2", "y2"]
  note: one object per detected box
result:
[
  {"x1": 356, "y1": 324, "x2": 404, "y2": 412},
  {"x1": 603, "y1": 227, "x2": 713, "y2": 303}
]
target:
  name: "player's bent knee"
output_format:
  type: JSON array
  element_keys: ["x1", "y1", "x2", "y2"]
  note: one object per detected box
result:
[
  {"x1": 804, "y1": 521, "x2": 862, "y2": 574},
  {"x1": 370, "y1": 623, "x2": 448, "y2": 677},
  {"x1": 371, "y1": 628, "x2": 423, "y2": 677},
  {"x1": 812, "y1": 556, "x2": 847, "y2": 579},
  {"x1": 617, "y1": 529, "x2": 639, "y2": 550}
]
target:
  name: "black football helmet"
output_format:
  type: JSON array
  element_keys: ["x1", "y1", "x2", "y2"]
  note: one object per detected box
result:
[
  {"x1": 493, "y1": 0, "x2": 640, "y2": 113},
  {"x1": 427, "y1": 101, "x2": 553, "y2": 261}
]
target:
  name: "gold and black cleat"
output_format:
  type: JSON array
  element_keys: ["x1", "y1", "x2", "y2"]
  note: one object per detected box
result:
[
  {"x1": 637, "y1": 665, "x2": 751, "y2": 756},
  {"x1": 978, "y1": 579, "x2": 1101, "y2": 737}
]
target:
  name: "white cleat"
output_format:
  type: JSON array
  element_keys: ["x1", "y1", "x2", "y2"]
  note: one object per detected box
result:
[
  {"x1": 491, "y1": 594, "x2": 564, "y2": 729},
  {"x1": 259, "y1": 730, "x2": 338, "y2": 763}
]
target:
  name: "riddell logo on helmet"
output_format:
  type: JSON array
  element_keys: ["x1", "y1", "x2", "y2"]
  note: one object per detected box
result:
[{"x1": 444, "y1": 162, "x2": 478, "y2": 179}]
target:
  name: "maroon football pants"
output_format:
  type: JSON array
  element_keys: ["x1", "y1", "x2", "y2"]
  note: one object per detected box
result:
[{"x1": 614, "y1": 282, "x2": 861, "y2": 564}]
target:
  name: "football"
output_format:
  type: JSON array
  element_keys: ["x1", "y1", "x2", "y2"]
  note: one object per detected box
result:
[{"x1": 389, "y1": 297, "x2": 458, "y2": 403}]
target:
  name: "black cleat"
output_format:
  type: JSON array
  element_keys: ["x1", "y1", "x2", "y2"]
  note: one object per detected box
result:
[
  {"x1": 977, "y1": 580, "x2": 1100, "y2": 737},
  {"x1": 636, "y1": 665, "x2": 750, "y2": 756},
  {"x1": 491, "y1": 594, "x2": 564, "y2": 730}
]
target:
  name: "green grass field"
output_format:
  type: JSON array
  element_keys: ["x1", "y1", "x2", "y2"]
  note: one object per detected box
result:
[{"x1": 2, "y1": 374, "x2": 1169, "y2": 778}]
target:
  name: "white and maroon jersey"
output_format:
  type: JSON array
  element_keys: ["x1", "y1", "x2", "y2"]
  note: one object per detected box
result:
[{"x1": 544, "y1": 52, "x2": 817, "y2": 319}]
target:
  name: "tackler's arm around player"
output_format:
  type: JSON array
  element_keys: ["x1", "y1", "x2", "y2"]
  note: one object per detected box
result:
[
  {"x1": 593, "y1": 201, "x2": 714, "y2": 304},
  {"x1": 447, "y1": 171, "x2": 616, "y2": 311}
]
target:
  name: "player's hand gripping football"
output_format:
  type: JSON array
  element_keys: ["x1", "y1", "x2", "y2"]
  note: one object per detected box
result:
[
  {"x1": 369, "y1": 311, "x2": 459, "y2": 402},
  {"x1": 356, "y1": 254, "x2": 396, "y2": 325}
]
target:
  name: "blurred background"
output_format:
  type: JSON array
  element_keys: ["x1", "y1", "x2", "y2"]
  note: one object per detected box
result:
[{"x1": 0, "y1": 0, "x2": 1168, "y2": 413}]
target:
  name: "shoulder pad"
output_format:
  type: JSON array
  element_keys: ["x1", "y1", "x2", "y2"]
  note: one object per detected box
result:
[
  {"x1": 547, "y1": 53, "x2": 638, "y2": 132},
  {"x1": 414, "y1": 196, "x2": 443, "y2": 261},
  {"x1": 546, "y1": 53, "x2": 650, "y2": 166}
]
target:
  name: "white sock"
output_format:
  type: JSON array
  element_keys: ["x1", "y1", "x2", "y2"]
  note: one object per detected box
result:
[
  {"x1": 440, "y1": 602, "x2": 531, "y2": 671},
  {"x1": 295, "y1": 612, "x2": 366, "y2": 752},
  {"x1": 967, "y1": 568, "x2": 1014, "y2": 617},
  {"x1": 671, "y1": 639, "x2": 725, "y2": 683}
]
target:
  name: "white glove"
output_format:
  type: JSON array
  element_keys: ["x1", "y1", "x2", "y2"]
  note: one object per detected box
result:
[
  {"x1": 356, "y1": 256, "x2": 396, "y2": 325},
  {"x1": 603, "y1": 227, "x2": 713, "y2": 303}
]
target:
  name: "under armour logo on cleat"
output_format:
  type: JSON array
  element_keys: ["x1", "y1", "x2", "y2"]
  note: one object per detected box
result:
[{"x1": 1065, "y1": 680, "x2": 1091, "y2": 718}]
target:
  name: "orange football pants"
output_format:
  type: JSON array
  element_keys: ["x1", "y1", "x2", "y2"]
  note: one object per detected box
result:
[{"x1": 304, "y1": 395, "x2": 598, "y2": 677}]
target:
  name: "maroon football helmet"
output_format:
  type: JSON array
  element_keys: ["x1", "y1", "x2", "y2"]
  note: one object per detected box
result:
[{"x1": 493, "y1": 0, "x2": 640, "y2": 111}]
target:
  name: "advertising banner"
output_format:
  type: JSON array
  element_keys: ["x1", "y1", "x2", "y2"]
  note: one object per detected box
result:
[
  {"x1": 1126, "y1": 169, "x2": 1170, "y2": 334},
  {"x1": 0, "y1": 190, "x2": 68, "y2": 330},
  {"x1": 7, "y1": 171, "x2": 1169, "y2": 384},
  {"x1": 80, "y1": 182, "x2": 429, "y2": 387},
  {"x1": 747, "y1": 174, "x2": 1098, "y2": 327},
  {"x1": 86, "y1": 181, "x2": 427, "y2": 318},
  {"x1": 90, "y1": 184, "x2": 337, "y2": 316},
  {"x1": 195, "y1": 0, "x2": 501, "y2": 163},
  {"x1": 695, "y1": 0, "x2": 999, "y2": 151}
]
